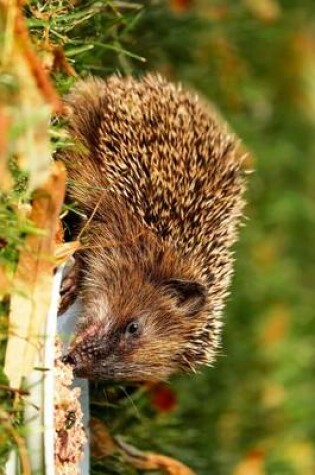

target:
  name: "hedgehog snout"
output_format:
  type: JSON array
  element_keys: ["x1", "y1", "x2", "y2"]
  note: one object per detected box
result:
[
  {"x1": 62, "y1": 334, "x2": 112, "y2": 378},
  {"x1": 62, "y1": 342, "x2": 94, "y2": 376}
]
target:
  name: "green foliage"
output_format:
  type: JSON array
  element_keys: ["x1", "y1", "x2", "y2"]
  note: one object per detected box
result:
[
  {"x1": 26, "y1": 0, "x2": 147, "y2": 77},
  {"x1": 86, "y1": 2, "x2": 315, "y2": 474}
]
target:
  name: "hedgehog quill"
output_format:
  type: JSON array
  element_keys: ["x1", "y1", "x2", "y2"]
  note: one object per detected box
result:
[{"x1": 59, "y1": 74, "x2": 247, "y2": 383}]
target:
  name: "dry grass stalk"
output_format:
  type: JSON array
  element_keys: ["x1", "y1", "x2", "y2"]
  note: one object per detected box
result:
[
  {"x1": 90, "y1": 417, "x2": 196, "y2": 475},
  {"x1": 4, "y1": 161, "x2": 66, "y2": 389}
]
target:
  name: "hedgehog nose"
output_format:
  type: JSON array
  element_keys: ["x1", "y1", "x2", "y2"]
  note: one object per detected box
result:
[{"x1": 62, "y1": 353, "x2": 77, "y2": 367}]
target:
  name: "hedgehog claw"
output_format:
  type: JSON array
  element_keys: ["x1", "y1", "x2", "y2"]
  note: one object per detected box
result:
[{"x1": 58, "y1": 260, "x2": 79, "y2": 316}]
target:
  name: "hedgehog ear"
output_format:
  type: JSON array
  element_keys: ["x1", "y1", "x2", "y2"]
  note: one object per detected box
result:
[{"x1": 163, "y1": 278, "x2": 207, "y2": 317}]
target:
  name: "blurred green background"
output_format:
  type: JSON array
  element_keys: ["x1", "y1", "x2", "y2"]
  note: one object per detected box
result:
[
  {"x1": 26, "y1": 0, "x2": 315, "y2": 473},
  {"x1": 96, "y1": 1, "x2": 315, "y2": 474}
]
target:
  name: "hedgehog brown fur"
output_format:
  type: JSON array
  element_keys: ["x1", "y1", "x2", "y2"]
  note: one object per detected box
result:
[{"x1": 60, "y1": 74, "x2": 246, "y2": 382}]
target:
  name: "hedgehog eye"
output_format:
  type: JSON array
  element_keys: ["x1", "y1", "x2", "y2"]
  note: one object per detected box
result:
[{"x1": 125, "y1": 321, "x2": 140, "y2": 337}]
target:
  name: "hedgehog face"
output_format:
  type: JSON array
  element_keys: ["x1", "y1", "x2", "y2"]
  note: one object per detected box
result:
[{"x1": 64, "y1": 273, "x2": 208, "y2": 382}]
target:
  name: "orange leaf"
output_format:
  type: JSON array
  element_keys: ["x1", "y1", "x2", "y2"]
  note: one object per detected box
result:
[
  {"x1": 14, "y1": 8, "x2": 63, "y2": 114},
  {"x1": 0, "y1": 2, "x2": 63, "y2": 191}
]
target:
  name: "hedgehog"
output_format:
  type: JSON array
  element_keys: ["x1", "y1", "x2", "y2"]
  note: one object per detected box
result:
[{"x1": 59, "y1": 73, "x2": 246, "y2": 383}]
